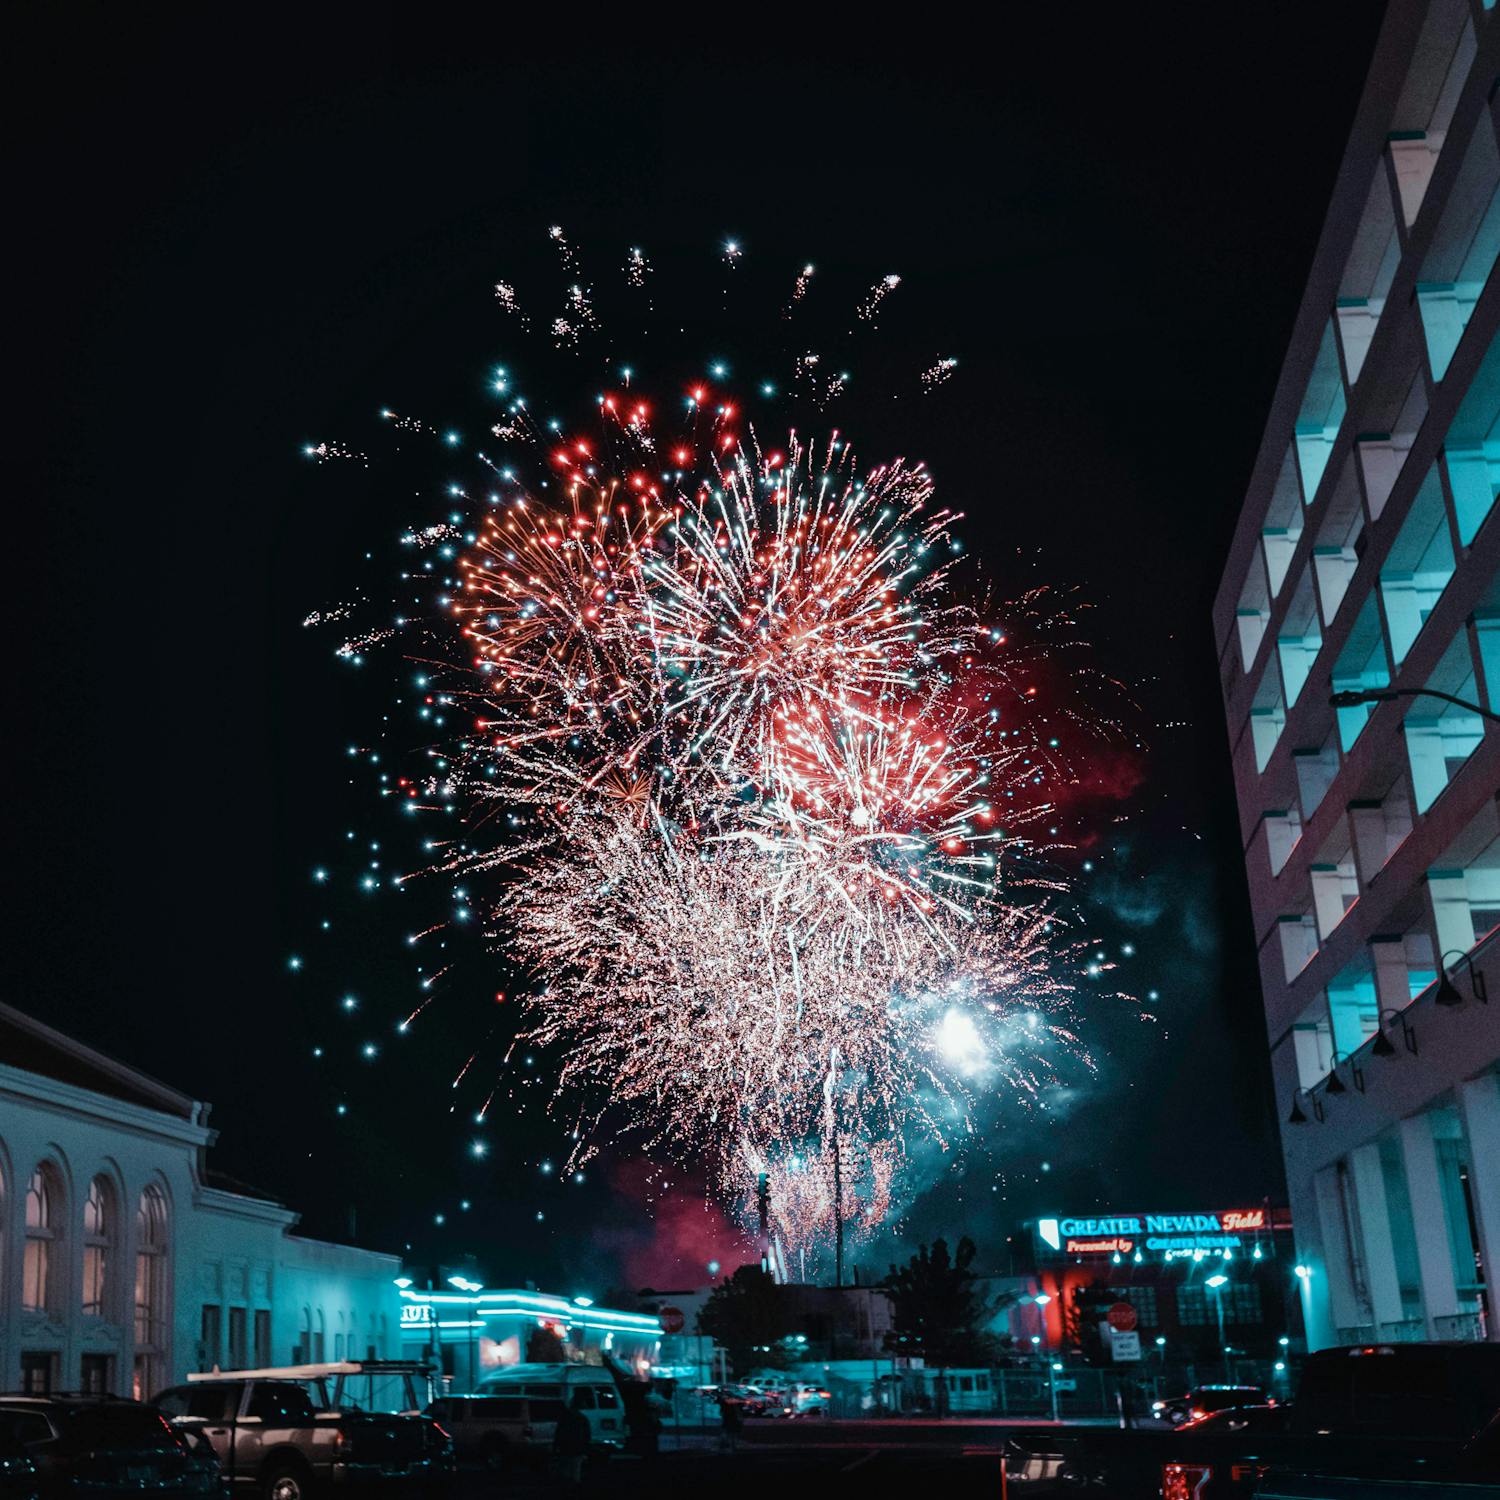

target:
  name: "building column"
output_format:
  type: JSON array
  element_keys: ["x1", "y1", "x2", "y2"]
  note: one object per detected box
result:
[
  {"x1": 1398, "y1": 1112, "x2": 1461, "y2": 1336},
  {"x1": 1457, "y1": 1072, "x2": 1500, "y2": 1342},
  {"x1": 1348, "y1": 1144, "x2": 1405, "y2": 1329},
  {"x1": 1371, "y1": 937, "x2": 1413, "y2": 1012},
  {"x1": 1426, "y1": 869, "x2": 1475, "y2": 961},
  {"x1": 1350, "y1": 807, "x2": 1389, "y2": 888},
  {"x1": 1313, "y1": 1165, "x2": 1366, "y2": 1338},
  {"x1": 1286, "y1": 1173, "x2": 1333, "y2": 1351}
]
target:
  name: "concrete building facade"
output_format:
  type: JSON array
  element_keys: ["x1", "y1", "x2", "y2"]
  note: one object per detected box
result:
[
  {"x1": 1214, "y1": 0, "x2": 1500, "y2": 1351},
  {"x1": 0, "y1": 1003, "x2": 403, "y2": 1396}
]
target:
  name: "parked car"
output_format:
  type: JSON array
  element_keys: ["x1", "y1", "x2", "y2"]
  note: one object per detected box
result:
[
  {"x1": 1152, "y1": 1384, "x2": 1271, "y2": 1428},
  {"x1": 0, "y1": 1432, "x2": 37, "y2": 1500},
  {"x1": 0, "y1": 1395, "x2": 222, "y2": 1499},
  {"x1": 421, "y1": 1396, "x2": 560, "y2": 1469},
  {"x1": 0, "y1": 1434, "x2": 36, "y2": 1500},
  {"x1": 715, "y1": 1385, "x2": 772, "y2": 1416},
  {"x1": 783, "y1": 1385, "x2": 831, "y2": 1417},
  {"x1": 474, "y1": 1365, "x2": 624, "y2": 1449},
  {"x1": 1163, "y1": 1343, "x2": 1500, "y2": 1500},
  {"x1": 1175, "y1": 1403, "x2": 1290, "y2": 1435},
  {"x1": 155, "y1": 1377, "x2": 451, "y2": 1500},
  {"x1": 742, "y1": 1375, "x2": 790, "y2": 1409}
]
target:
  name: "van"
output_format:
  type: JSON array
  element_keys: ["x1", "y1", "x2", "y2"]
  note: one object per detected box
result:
[
  {"x1": 475, "y1": 1364, "x2": 625, "y2": 1448},
  {"x1": 424, "y1": 1394, "x2": 562, "y2": 1468}
]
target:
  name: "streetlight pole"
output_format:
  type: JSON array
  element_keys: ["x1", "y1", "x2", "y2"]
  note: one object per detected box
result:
[
  {"x1": 1330, "y1": 686, "x2": 1500, "y2": 724},
  {"x1": 832, "y1": 1133, "x2": 844, "y2": 1291},
  {"x1": 1206, "y1": 1275, "x2": 1229, "y2": 1382}
]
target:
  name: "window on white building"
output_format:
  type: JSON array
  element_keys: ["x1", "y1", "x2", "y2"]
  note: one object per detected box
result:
[
  {"x1": 133, "y1": 1186, "x2": 168, "y2": 1400},
  {"x1": 228, "y1": 1307, "x2": 247, "y2": 1369},
  {"x1": 1403, "y1": 631, "x2": 1485, "y2": 813},
  {"x1": 82, "y1": 1176, "x2": 114, "y2": 1317},
  {"x1": 1427, "y1": 797, "x2": 1500, "y2": 967},
  {"x1": 23, "y1": 1164, "x2": 63, "y2": 1314}
]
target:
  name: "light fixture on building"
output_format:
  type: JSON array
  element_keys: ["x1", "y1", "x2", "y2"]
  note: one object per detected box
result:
[
  {"x1": 1371, "y1": 1008, "x2": 1417, "y2": 1058},
  {"x1": 1324, "y1": 1051, "x2": 1364, "y2": 1095},
  {"x1": 1436, "y1": 950, "x2": 1489, "y2": 1008},
  {"x1": 1288, "y1": 1088, "x2": 1323, "y2": 1125}
]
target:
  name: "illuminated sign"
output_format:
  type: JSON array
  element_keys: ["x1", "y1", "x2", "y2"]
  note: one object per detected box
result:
[
  {"x1": 1038, "y1": 1209, "x2": 1282, "y2": 1258},
  {"x1": 400, "y1": 1303, "x2": 435, "y2": 1327}
]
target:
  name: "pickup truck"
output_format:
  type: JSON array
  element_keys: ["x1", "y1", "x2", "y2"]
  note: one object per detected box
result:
[
  {"x1": 154, "y1": 1376, "x2": 452, "y2": 1500},
  {"x1": 1004, "y1": 1343, "x2": 1500, "y2": 1499}
]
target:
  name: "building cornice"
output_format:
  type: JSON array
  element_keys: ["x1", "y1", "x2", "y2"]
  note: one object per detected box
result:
[{"x1": 0, "y1": 1063, "x2": 215, "y2": 1151}]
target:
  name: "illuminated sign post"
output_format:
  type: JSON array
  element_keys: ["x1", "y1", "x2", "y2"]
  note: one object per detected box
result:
[{"x1": 1036, "y1": 1208, "x2": 1283, "y2": 1260}]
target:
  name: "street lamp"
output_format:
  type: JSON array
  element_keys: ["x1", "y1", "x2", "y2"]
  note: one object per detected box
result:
[
  {"x1": 1205, "y1": 1274, "x2": 1230, "y2": 1381},
  {"x1": 1328, "y1": 686, "x2": 1500, "y2": 724}
]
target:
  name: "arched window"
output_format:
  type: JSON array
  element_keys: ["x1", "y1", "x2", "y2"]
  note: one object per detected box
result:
[
  {"x1": 82, "y1": 1176, "x2": 115, "y2": 1316},
  {"x1": 23, "y1": 1164, "x2": 62, "y2": 1313},
  {"x1": 314, "y1": 1309, "x2": 326, "y2": 1362},
  {"x1": 133, "y1": 1186, "x2": 168, "y2": 1399}
]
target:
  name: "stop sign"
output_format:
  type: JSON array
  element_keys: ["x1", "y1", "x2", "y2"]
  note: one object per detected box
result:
[
  {"x1": 1107, "y1": 1301, "x2": 1138, "y2": 1333},
  {"x1": 658, "y1": 1305, "x2": 685, "y2": 1335}
]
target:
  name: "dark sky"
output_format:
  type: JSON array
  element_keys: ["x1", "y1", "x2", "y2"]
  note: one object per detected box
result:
[{"x1": 8, "y1": 6, "x2": 1385, "y2": 1292}]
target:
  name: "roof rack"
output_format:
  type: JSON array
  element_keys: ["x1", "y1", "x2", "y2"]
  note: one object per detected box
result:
[{"x1": 187, "y1": 1361, "x2": 434, "y2": 1383}]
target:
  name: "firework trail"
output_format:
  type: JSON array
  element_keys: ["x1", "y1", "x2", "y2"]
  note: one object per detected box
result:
[
  {"x1": 784, "y1": 262, "x2": 815, "y2": 317},
  {"x1": 922, "y1": 356, "x2": 959, "y2": 390},
  {"x1": 311, "y1": 234, "x2": 1127, "y2": 1259},
  {"x1": 856, "y1": 272, "x2": 901, "y2": 324}
]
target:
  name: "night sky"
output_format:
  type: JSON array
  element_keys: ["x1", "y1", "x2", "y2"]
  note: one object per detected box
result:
[{"x1": 9, "y1": 7, "x2": 1384, "y2": 1294}]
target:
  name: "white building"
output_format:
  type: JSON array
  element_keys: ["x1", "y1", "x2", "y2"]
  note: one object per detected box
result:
[
  {"x1": 0, "y1": 1002, "x2": 403, "y2": 1397},
  {"x1": 1213, "y1": 1, "x2": 1500, "y2": 1350}
]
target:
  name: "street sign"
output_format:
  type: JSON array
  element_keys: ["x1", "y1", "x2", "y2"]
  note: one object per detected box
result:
[
  {"x1": 1107, "y1": 1301, "x2": 1138, "y2": 1333},
  {"x1": 1109, "y1": 1329, "x2": 1142, "y2": 1362},
  {"x1": 658, "y1": 1305, "x2": 685, "y2": 1335}
]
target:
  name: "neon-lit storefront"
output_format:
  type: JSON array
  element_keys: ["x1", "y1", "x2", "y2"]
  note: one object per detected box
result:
[{"x1": 395, "y1": 1286, "x2": 662, "y2": 1390}]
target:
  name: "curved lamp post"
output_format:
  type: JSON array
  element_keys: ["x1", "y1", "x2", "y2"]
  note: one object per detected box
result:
[{"x1": 1329, "y1": 686, "x2": 1500, "y2": 724}]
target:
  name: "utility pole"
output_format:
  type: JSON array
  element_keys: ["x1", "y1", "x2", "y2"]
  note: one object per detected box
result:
[
  {"x1": 757, "y1": 1173, "x2": 771, "y2": 1276},
  {"x1": 832, "y1": 1134, "x2": 844, "y2": 1290}
]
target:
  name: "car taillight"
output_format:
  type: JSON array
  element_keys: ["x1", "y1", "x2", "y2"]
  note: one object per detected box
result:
[
  {"x1": 817, "y1": 1391, "x2": 829, "y2": 1399},
  {"x1": 1163, "y1": 1462, "x2": 1213, "y2": 1500},
  {"x1": 430, "y1": 1424, "x2": 451, "y2": 1441}
]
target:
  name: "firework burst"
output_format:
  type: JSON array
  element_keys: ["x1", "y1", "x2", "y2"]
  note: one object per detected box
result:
[{"x1": 311, "y1": 231, "x2": 1129, "y2": 1259}]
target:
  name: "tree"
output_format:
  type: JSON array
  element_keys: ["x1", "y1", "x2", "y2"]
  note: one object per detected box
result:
[
  {"x1": 1064, "y1": 1279, "x2": 1115, "y2": 1366},
  {"x1": 884, "y1": 1237, "x2": 1007, "y2": 1411},
  {"x1": 696, "y1": 1264, "x2": 794, "y2": 1377}
]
